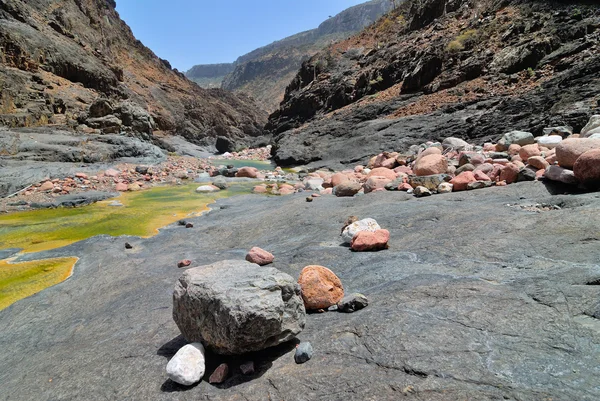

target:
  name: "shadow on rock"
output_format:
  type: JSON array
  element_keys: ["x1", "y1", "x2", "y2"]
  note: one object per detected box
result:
[
  {"x1": 157, "y1": 334, "x2": 187, "y2": 359},
  {"x1": 160, "y1": 378, "x2": 201, "y2": 393}
]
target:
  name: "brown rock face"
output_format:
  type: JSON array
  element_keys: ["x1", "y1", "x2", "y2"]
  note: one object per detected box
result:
[
  {"x1": 556, "y1": 139, "x2": 600, "y2": 169},
  {"x1": 573, "y1": 149, "x2": 600, "y2": 188},
  {"x1": 297, "y1": 265, "x2": 344, "y2": 310},
  {"x1": 0, "y1": 0, "x2": 266, "y2": 147}
]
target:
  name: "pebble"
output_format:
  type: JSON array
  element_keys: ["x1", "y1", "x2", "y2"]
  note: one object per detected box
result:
[
  {"x1": 240, "y1": 361, "x2": 255, "y2": 375},
  {"x1": 413, "y1": 186, "x2": 431, "y2": 197},
  {"x1": 245, "y1": 247, "x2": 274, "y2": 266},
  {"x1": 337, "y1": 293, "x2": 369, "y2": 313},
  {"x1": 294, "y1": 342, "x2": 313, "y2": 364},
  {"x1": 177, "y1": 259, "x2": 192, "y2": 268},
  {"x1": 209, "y1": 363, "x2": 229, "y2": 384},
  {"x1": 298, "y1": 265, "x2": 344, "y2": 310},
  {"x1": 125, "y1": 242, "x2": 132, "y2": 249},
  {"x1": 185, "y1": 223, "x2": 194, "y2": 228}
]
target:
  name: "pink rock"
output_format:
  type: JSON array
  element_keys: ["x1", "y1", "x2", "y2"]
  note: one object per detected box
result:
[
  {"x1": 474, "y1": 171, "x2": 491, "y2": 181},
  {"x1": 545, "y1": 154, "x2": 557, "y2": 165},
  {"x1": 474, "y1": 163, "x2": 494, "y2": 175},
  {"x1": 500, "y1": 163, "x2": 519, "y2": 184},
  {"x1": 236, "y1": 167, "x2": 259, "y2": 178},
  {"x1": 246, "y1": 247, "x2": 274, "y2": 266},
  {"x1": 367, "y1": 167, "x2": 397, "y2": 180},
  {"x1": 380, "y1": 157, "x2": 397, "y2": 169},
  {"x1": 394, "y1": 166, "x2": 413, "y2": 175},
  {"x1": 75, "y1": 172, "x2": 88, "y2": 179},
  {"x1": 351, "y1": 229, "x2": 390, "y2": 252},
  {"x1": 496, "y1": 180, "x2": 507, "y2": 186},
  {"x1": 209, "y1": 363, "x2": 229, "y2": 384},
  {"x1": 483, "y1": 143, "x2": 496, "y2": 152},
  {"x1": 449, "y1": 171, "x2": 477, "y2": 191},
  {"x1": 398, "y1": 183, "x2": 413, "y2": 191},
  {"x1": 115, "y1": 182, "x2": 128, "y2": 191},
  {"x1": 331, "y1": 172, "x2": 350, "y2": 187},
  {"x1": 508, "y1": 144, "x2": 521, "y2": 156},
  {"x1": 279, "y1": 187, "x2": 295, "y2": 195},
  {"x1": 573, "y1": 149, "x2": 600, "y2": 188},
  {"x1": 39, "y1": 181, "x2": 54, "y2": 191},
  {"x1": 556, "y1": 138, "x2": 600, "y2": 168},
  {"x1": 105, "y1": 168, "x2": 120, "y2": 177},
  {"x1": 417, "y1": 147, "x2": 442, "y2": 159},
  {"x1": 368, "y1": 154, "x2": 387, "y2": 169},
  {"x1": 413, "y1": 154, "x2": 448, "y2": 176},
  {"x1": 177, "y1": 259, "x2": 192, "y2": 268},
  {"x1": 535, "y1": 169, "x2": 546, "y2": 180},
  {"x1": 320, "y1": 188, "x2": 333, "y2": 195},
  {"x1": 519, "y1": 144, "x2": 541, "y2": 160},
  {"x1": 354, "y1": 165, "x2": 364, "y2": 173},
  {"x1": 363, "y1": 177, "x2": 391, "y2": 193},
  {"x1": 513, "y1": 160, "x2": 525, "y2": 170},
  {"x1": 253, "y1": 185, "x2": 267, "y2": 194},
  {"x1": 528, "y1": 156, "x2": 550, "y2": 170}
]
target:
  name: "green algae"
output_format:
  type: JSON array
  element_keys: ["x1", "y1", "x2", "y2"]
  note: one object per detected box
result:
[
  {"x1": 0, "y1": 182, "x2": 254, "y2": 309},
  {"x1": 0, "y1": 257, "x2": 78, "y2": 310}
]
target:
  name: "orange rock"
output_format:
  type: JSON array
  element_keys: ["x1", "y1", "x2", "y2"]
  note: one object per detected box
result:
[
  {"x1": 298, "y1": 265, "x2": 344, "y2": 310},
  {"x1": 508, "y1": 144, "x2": 521, "y2": 156},
  {"x1": 500, "y1": 163, "x2": 519, "y2": 184},
  {"x1": 39, "y1": 181, "x2": 54, "y2": 191},
  {"x1": 519, "y1": 144, "x2": 541, "y2": 160},
  {"x1": 528, "y1": 156, "x2": 550, "y2": 170},
  {"x1": 413, "y1": 154, "x2": 448, "y2": 176},
  {"x1": 363, "y1": 176, "x2": 391, "y2": 193},
  {"x1": 367, "y1": 167, "x2": 397, "y2": 180},
  {"x1": 331, "y1": 172, "x2": 350, "y2": 187}
]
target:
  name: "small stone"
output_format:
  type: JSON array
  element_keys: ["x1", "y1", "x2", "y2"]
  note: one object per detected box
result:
[
  {"x1": 341, "y1": 218, "x2": 380, "y2": 244},
  {"x1": 413, "y1": 154, "x2": 448, "y2": 176},
  {"x1": 236, "y1": 167, "x2": 259, "y2": 179},
  {"x1": 298, "y1": 265, "x2": 344, "y2": 310},
  {"x1": 125, "y1": 242, "x2": 132, "y2": 249},
  {"x1": 351, "y1": 229, "x2": 390, "y2": 252},
  {"x1": 556, "y1": 138, "x2": 600, "y2": 168},
  {"x1": 467, "y1": 181, "x2": 487, "y2": 190},
  {"x1": 536, "y1": 135, "x2": 563, "y2": 149},
  {"x1": 581, "y1": 115, "x2": 600, "y2": 137},
  {"x1": 196, "y1": 185, "x2": 220, "y2": 193},
  {"x1": 517, "y1": 168, "x2": 536, "y2": 182},
  {"x1": 334, "y1": 180, "x2": 362, "y2": 197},
  {"x1": 450, "y1": 171, "x2": 477, "y2": 191},
  {"x1": 115, "y1": 182, "x2": 128, "y2": 192},
  {"x1": 294, "y1": 342, "x2": 313, "y2": 364},
  {"x1": 39, "y1": 181, "x2": 54, "y2": 191},
  {"x1": 240, "y1": 361, "x2": 255, "y2": 375},
  {"x1": 178, "y1": 259, "x2": 192, "y2": 268},
  {"x1": 185, "y1": 223, "x2": 194, "y2": 228},
  {"x1": 306, "y1": 196, "x2": 313, "y2": 202},
  {"x1": 105, "y1": 168, "x2": 120, "y2": 177},
  {"x1": 437, "y1": 182, "x2": 453, "y2": 193},
  {"x1": 135, "y1": 166, "x2": 149, "y2": 175},
  {"x1": 337, "y1": 293, "x2": 369, "y2": 313},
  {"x1": 212, "y1": 177, "x2": 229, "y2": 190},
  {"x1": 245, "y1": 247, "x2": 274, "y2": 266},
  {"x1": 413, "y1": 186, "x2": 431, "y2": 197},
  {"x1": 545, "y1": 165, "x2": 578, "y2": 185},
  {"x1": 75, "y1": 172, "x2": 88, "y2": 179},
  {"x1": 497, "y1": 131, "x2": 535, "y2": 150},
  {"x1": 573, "y1": 149, "x2": 600, "y2": 188},
  {"x1": 178, "y1": 220, "x2": 187, "y2": 226},
  {"x1": 166, "y1": 343, "x2": 206, "y2": 386},
  {"x1": 363, "y1": 176, "x2": 391, "y2": 193},
  {"x1": 209, "y1": 363, "x2": 229, "y2": 384}
]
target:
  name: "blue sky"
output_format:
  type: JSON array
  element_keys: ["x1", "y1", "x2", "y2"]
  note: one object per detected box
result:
[{"x1": 116, "y1": 0, "x2": 368, "y2": 72}]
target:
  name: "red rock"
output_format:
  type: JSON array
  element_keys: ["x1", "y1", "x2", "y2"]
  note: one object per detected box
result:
[
  {"x1": 246, "y1": 247, "x2": 274, "y2": 266},
  {"x1": 39, "y1": 181, "x2": 54, "y2": 191},
  {"x1": 236, "y1": 167, "x2": 259, "y2": 178},
  {"x1": 449, "y1": 171, "x2": 477, "y2": 191},
  {"x1": 535, "y1": 169, "x2": 546, "y2": 180},
  {"x1": 367, "y1": 167, "x2": 397, "y2": 180},
  {"x1": 75, "y1": 172, "x2": 88, "y2": 179},
  {"x1": 489, "y1": 165, "x2": 505, "y2": 181},
  {"x1": 398, "y1": 183, "x2": 413, "y2": 191},
  {"x1": 363, "y1": 176, "x2": 391, "y2": 193},
  {"x1": 556, "y1": 138, "x2": 600, "y2": 168},
  {"x1": 499, "y1": 163, "x2": 519, "y2": 184},
  {"x1": 298, "y1": 265, "x2": 344, "y2": 310},
  {"x1": 519, "y1": 144, "x2": 541, "y2": 160},
  {"x1": 573, "y1": 149, "x2": 600, "y2": 188},
  {"x1": 474, "y1": 171, "x2": 491, "y2": 181},
  {"x1": 113, "y1": 182, "x2": 126, "y2": 192},
  {"x1": 351, "y1": 229, "x2": 390, "y2": 252},
  {"x1": 474, "y1": 163, "x2": 494, "y2": 175},
  {"x1": 413, "y1": 154, "x2": 448, "y2": 176},
  {"x1": 209, "y1": 363, "x2": 229, "y2": 384},
  {"x1": 177, "y1": 259, "x2": 192, "y2": 268}
]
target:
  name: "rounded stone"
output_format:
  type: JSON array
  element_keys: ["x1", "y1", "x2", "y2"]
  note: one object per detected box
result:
[
  {"x1": 573, "y1": 149, "x2": 600, "y2": 188},
  {"x1": 413, "y1": 154, "x2": 448, "y2": 176},
  {"x1": 556, "y1": 138, "x2": 600, "y2": 169},
  {"x1": 297, "y1": 265, "x2": 344, "y2": 310},
  {"x1": 341, "y1": 218, "x2": 380, "y2": 244},
  {"x1": 166, "y1": 343, "x2": 206, "y2": 386},
  {"x1": 246, "y1": 247, "x2": 274, "y2": 266}
]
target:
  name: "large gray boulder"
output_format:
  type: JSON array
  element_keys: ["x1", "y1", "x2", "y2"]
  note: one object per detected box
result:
[{"x1": 173, "y1": 260, "x2": 305, "y2": 355}]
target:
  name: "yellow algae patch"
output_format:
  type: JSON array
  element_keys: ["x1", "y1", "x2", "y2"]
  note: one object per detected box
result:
[
  {"x1": 0, "y1": 257, "x2": 78, "y2": 309},
  {"x1": 0, "y1": 183, "x2": 252, "y2": 254}
]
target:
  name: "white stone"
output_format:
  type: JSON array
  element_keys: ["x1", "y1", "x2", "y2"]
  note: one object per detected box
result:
[
  {"x1": 341, "y1": 218, "x2": 381, "y2": 244},
  {"x1": 166, "y1": 343, "x2": 206, "y2": 386},
  {"x1": 581, "y1": 115, "x2": 600, "y2": 137},
  {"x1": 437, "y1": 182, "x2": 453, "y2": 193},
  {"x1": 304, "y1": 178, "x2": 324, "y2": 191},
  {"x1": 536, "y1": 135, "x2": 562, "y2": 149},
  {"x1": 442, "y1": 137, "x2": 470, "y2": 151},
  {"x1": 196, "y1": 185, "x2": 220, "y2": 193}
]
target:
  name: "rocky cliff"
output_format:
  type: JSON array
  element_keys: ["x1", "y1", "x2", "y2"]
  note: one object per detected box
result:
[
  {"x1": 268, "y1": 0, "x2": 600, "y2": 168},
  {"x1": 185, "y1": 63, "x2": 234, "y2": 88},
  {"x1": 188, "y1": 0, "x2": 393, "y2": 113},
  {"x1": 0, "y1": 0, "x2": 267, "y2": 150}
]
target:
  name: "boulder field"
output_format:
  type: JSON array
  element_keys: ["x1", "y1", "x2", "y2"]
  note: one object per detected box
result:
[{"x1": 1, "y1": 180, "x2": 599, "y2": 400}]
